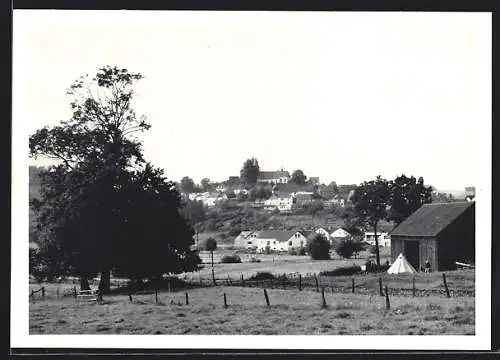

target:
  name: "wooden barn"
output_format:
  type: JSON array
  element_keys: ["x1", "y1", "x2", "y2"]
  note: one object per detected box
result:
[{"x1": 389, "y1": 202, "x2": 475, "y2": 272}]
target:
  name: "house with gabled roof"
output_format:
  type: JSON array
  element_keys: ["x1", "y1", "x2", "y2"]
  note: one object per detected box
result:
[
  {"x1": 253, "y1": 230, "x2": 307, "y2": 252},
  {"x1": 257, "y1": 170, "x2": 290, "y2": 184},
  {"x1": 390, "y1": 202, "x2": 475, "y2": 271}
]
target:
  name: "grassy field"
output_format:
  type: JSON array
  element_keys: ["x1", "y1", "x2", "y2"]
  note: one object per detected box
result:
[
  {"x1": 188, "y1": 247, "x2": 391, "y2": 280},
  {"x1": 29, "y1": 285, "x2": 474, "y2": 335}
]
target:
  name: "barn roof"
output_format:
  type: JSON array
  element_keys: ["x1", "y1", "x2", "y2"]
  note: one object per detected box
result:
[{"x1": 390, "y1": 202, "x2": 474, "y2": 237}]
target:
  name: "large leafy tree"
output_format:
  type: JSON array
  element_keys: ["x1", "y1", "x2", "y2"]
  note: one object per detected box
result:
[
  {"x1": 180, "y1": 176, "x2": 197, "y2": 194},
  {"x1": 29, "y1": 66, "x2": 200, "y2": 292},
  {"x1": 240, "y1": 158, "x2": 260, "y2": 189},
  {"x1": 350, "y1": 176, "x2": 391, "y2": 267},
  {"x1": 388, "y1": 175, "x2": 433, "y2": 225}
]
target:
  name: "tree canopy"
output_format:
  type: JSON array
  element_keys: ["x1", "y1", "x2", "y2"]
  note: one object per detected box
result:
[
  {"x1": 387, "y1": 175, "x2": 433, "y2": 225},
  {"x1": 29, "y1": 66, "x2": 201, "y2": 291},
  {"x1": 306, "y1": 233, "x2": 330, "y2": 260},
  {"x1": 240, "y1": 158, "x2": 260, "y2": 189},
  {"x1": 290, "y1": 169, "x2": 307, "y2": 185},
  {"x1": 180, "y1": 176, "x2": 197, "y2": 194}
]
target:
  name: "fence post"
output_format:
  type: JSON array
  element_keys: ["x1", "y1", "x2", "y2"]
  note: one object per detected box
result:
[
  {"x1": 385, "y1": 285, "x2": 390, "y2": 310},
  {"x1": 185, "y1": 292, "x2": 189, "y2": 305},
  {"x1": 298, "y1": 274, "x2": 302, "y2": 291},
  {"x1": 41, "y1": 287, "x2": 45, "y2": 298},
  {"x1": 443, "y1": 273, "x2": 451, "y2": 298},
  {"x1": 314, "y1": 274, "x2": 319, "y2": 293},
  {"x1": 56, "y1": 287, "x2": 60, "y2": 300},
  {"x1": 155, "y1": 288, "x2": 158, "y2": 305},
  {"x1": 321, "y1": 287, "x2": 327, "y2": 309},
  {"x1": 73, "y1": 286, "x2": 77, "y2": 299},
  {"x1": 31, "y1": 290, "x2": 34, "y2": 298},
  {"x1": 412, "y1": 277, "x2": 416, "y2": 297},
  {"x1": 224, "y1": 293, "x2": 228, "y2": 308},
  {"x1": 379, "y1": 276, "x2": 383, "y2": 296},
  {"x1": 352, "y1": 278, "x2": 355, "y2": 293},
  {"x1": 264, "y1": 289, "x2": 270, "y2": 306},
  {"x1": 241, "y1": 274, "x2": 245, "y2": 287},
  {"x1": 129, "y1": 294, "x2": 133, "y2": 302}
]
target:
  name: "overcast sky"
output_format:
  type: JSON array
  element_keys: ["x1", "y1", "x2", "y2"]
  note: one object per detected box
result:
[{"x1": 14, "y1": 11, "x2": 491, "y2": 190}]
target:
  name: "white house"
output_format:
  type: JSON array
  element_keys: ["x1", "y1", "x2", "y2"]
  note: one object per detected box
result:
[
  {"x1": 263, "y1": 195, "x2": 294, "y2": 213},
  {"x1": 234, "y1": 231, "x2": 259, "y2": 249},
  {"x1": 330, "y1": 228, "x2": 351, "y2": 239},
  {"x1": 253, "y1": 231, "x2": 307, "y2": 252},
  {"x1": 363, "y1": 232, "x2": 391, "y2": 247}
]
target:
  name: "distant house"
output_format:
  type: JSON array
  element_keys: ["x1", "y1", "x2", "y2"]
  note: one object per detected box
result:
[
  {"x1": 257, "y1": 170, "x2": 290, "y2": 184},
  {"x1": 363, "y1": 232, "x2": 391, "y2": 247},
  {"x1": 293, "y1": 192, "x2": 314, "y2": 208},
  {"x1": 390, "y1": 202, "x2": 475, "y2": 272},
  {"x1": 234, "y1": 231, "x2": 259, "y2": 249},
  {"x1": 263, "y1": 195, "x2": 294, "y2": 213},
  {"x1": 253, "y1": 231, "x2": 307, "y2": 252},
  {"x1": 330, "y1": 228, "x2": 352, "y2": 240},
  {"x1": 318, "y1": 186, "x2": 337, "y2": 200}
]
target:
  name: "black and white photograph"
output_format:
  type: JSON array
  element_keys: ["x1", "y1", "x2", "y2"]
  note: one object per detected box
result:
[{"x1": 11, "y1": 10, "x2": 491, "y2": 350}]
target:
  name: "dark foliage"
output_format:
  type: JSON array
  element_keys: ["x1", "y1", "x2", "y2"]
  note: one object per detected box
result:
[
  {"x1": 320, "y1": 265, "x2": 362, "y2": 277},
  {"x1": 220, "y1": 254, "x2": 242, "y2": 264},
  {"x1": 306, "y1": 233, "x2": 330, "y2": 260}
]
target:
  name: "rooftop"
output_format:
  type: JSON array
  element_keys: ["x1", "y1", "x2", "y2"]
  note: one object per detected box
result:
[{"x1": 390, "y1": 202, "x2": 474, "y2": 237}]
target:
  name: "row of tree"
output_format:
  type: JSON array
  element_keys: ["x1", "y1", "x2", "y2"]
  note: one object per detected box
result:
[{"x1": 346, "y1": 175, "x2": 433, "y2": 266}]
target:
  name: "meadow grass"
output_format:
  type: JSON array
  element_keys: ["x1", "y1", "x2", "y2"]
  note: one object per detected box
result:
[{"x1": 29, "y1": 285, "x2": 474, "y2": 335}]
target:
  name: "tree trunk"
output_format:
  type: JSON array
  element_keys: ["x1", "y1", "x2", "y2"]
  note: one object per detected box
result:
[
  {"x1": 98, "y1": 268, "x2": 111, "y2": 294},
  {"x1": 80, "y1": 277, "x2": 90, "y2": 291},
  {"x1": 211, "y1": 251, "x2": 216, "y2": 285},
  {"x1": 374, "y1": 223, "x2": 380, "y2": 267}
]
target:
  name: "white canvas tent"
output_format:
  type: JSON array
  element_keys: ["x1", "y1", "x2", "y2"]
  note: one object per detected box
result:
[{"x1": 387, "y1": 253, "x2": 417, "y2": 274}]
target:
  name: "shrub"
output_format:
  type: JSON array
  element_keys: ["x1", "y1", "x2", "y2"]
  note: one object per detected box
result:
[
  {"x1": 203, "y1": 237, "x2": 217, "y2": 252},
  {"x1": 249, "y1": 257, "x2": 261, "y2": 263},
  {"x1": 220, "y1": 254, "x2": 242, "y2": 264},
  {"x1": 320, "y1": 265, "x2": 362, "y2": 277},
  {"x1": 248, "y1": 272, "x2": 274, "y2": 281},
  {"x1": 306, "y1": 233, "x2": 330, "y2": 260},
  {"x1": 335, "y1": 239, "x2": 365, "y2": 259}
]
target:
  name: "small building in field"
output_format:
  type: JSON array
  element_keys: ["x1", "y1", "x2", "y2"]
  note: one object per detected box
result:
[
  {"x1": 330, "y1": 227, "x2": 351, "y2": 240},
  {"x1": 233, "y1": 231, "x2": 259, "y2": 249},
  {"x1": 363, "y1": 232, "x2": 391, "y2": 247},
  {"x1": 389, "y1": 202, "x2": 475, "y2": 271},
  {"x1": 254, "y1": 230, "x2": 307, "y2": 252}
]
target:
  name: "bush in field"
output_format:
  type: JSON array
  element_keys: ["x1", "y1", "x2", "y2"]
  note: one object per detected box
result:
[
  {"x1": 306, "y1": 233, "x2": 330, "y2": 260},
  {"x1": 220, "y1": 254, "x2": 242, "y2": 263},
  {"x1": 249, "y1": 257, "x2": 261, "y2": 263},
  {"x1": 335, "y1": 239, "x2": 365, "y2": 259},
  {"x1": 320, "y1": 265, "x2": 361, "y2": 277},
  {"x1": 248, "y1": 272, "x2": 274, "y2": 281}
]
